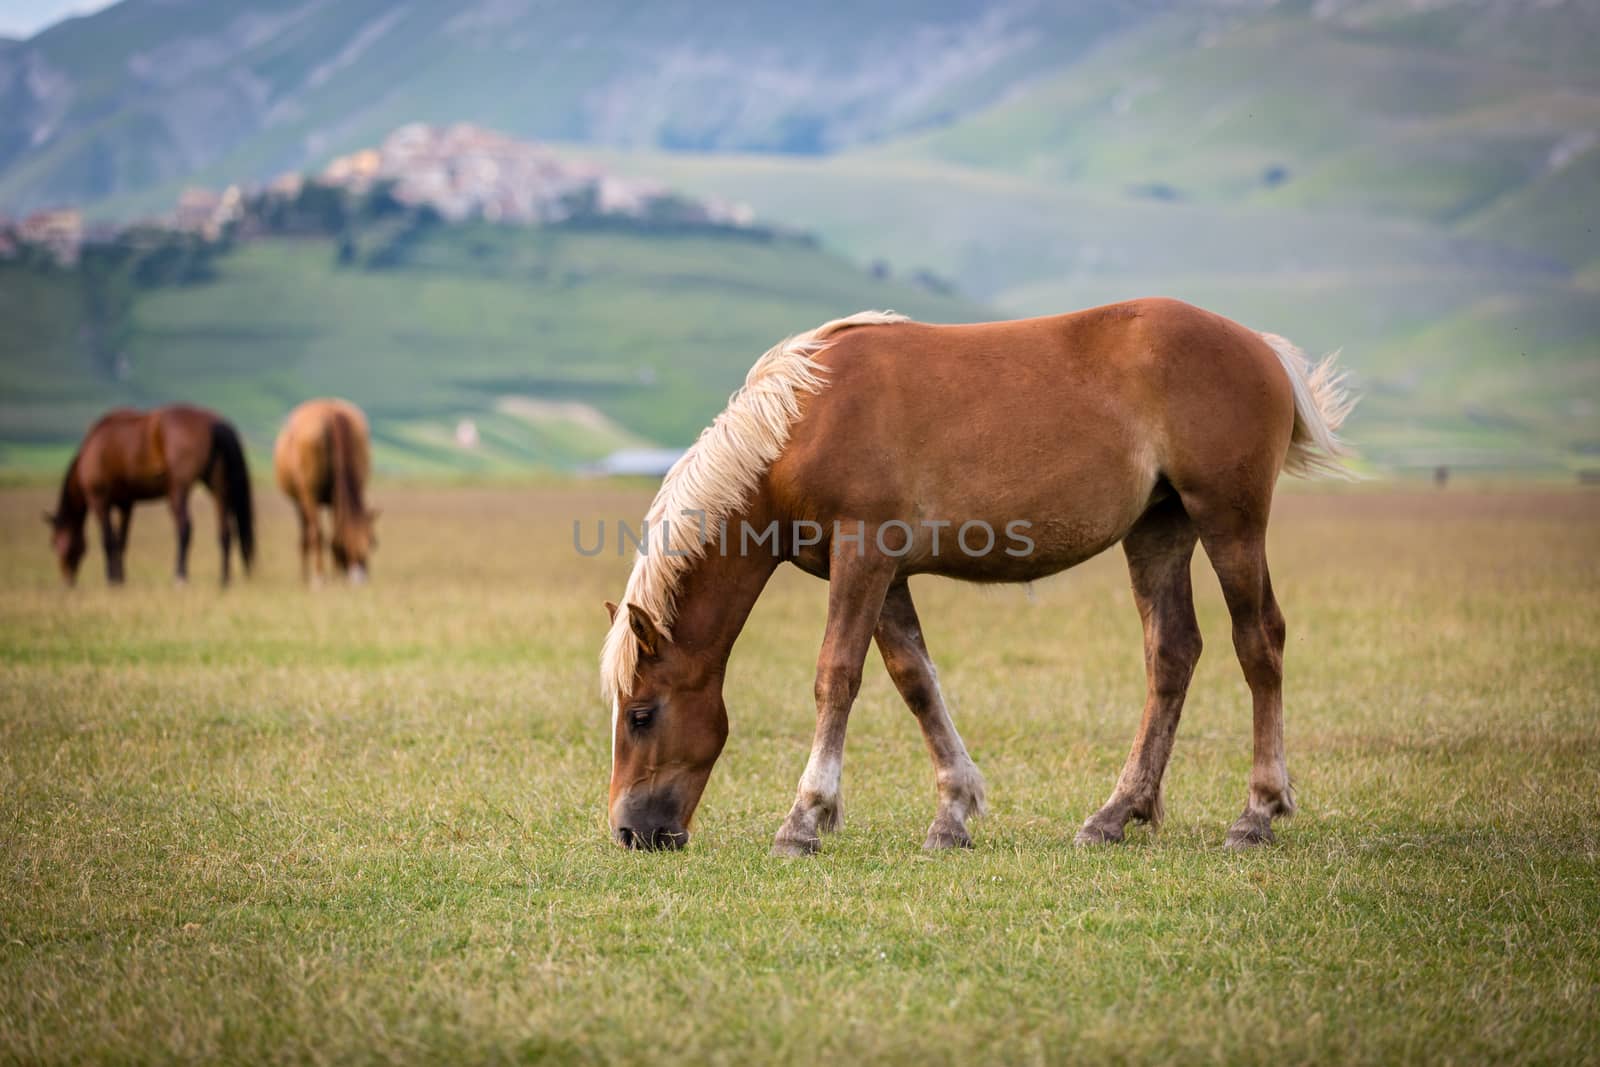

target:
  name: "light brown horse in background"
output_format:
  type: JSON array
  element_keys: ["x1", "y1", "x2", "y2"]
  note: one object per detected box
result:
[
  {"x1": 274, "y1": 399, "x2": 378, "y2": 585},
  {"x1": 600, "y1": 298, "x2": 1355, "y2": 854},
  {"x1": 47, "y1": 405, "x2": 256, "y2": 586}
]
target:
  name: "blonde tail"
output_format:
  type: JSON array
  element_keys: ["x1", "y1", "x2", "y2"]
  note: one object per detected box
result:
[{"x1": 1259, "y1": 332, "x2": 1358, "y2": 480}]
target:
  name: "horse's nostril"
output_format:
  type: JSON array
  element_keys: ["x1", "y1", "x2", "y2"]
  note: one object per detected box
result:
[
  {"x1": 651, "y1": 828, "x2": 688, "y2": 851},
  {"x1": 614, "y1": 823, "x2": 686, "y2": 851}
]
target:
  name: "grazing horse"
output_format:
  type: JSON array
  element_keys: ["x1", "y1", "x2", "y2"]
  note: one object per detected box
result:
[
  {"x1": 47, "y1": 405, "x2": 256, "y2": 586},
  {"x1": 600, "y1": 298, "x2": 1354, "y2": 854},
  {"x1": 274, "y1": 398, "x2": 378, "y2": 585}
]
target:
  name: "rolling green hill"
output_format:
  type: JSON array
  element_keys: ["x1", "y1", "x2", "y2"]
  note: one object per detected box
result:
[{"x1": 0, "y1": 223, "x2": 987, "y2": 477}]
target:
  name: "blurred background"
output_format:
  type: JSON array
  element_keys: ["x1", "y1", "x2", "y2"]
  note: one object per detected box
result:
[{"x1": 1, "y1": 0, "x2": 1595, "y2": 480}]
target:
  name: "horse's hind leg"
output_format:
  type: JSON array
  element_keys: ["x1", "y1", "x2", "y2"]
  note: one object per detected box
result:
[
  {"x1": 1077, "y1": 497, "x2": 1201, "y2": 845},
  {"x1": 1194, "y1": 509, "x2": 1293, "y2": 848},
  {"x1": 773, "y1": 544, "x2": 896, "y2": 857},
  {"x1": 875, "y1": 580, "x2": 986, "y2": 849},
  {"x1": 296, "y1": 493, "x2": 325, "y2": 586}
]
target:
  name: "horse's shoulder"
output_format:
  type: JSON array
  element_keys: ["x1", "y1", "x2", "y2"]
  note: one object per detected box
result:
[{"x1": 79, "y1": 408, "x2": 146, "y2": 450}]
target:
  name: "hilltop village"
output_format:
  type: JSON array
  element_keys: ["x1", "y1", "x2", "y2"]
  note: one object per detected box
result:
[{"x1": 0, "y1": 123, "x2": 762, "y2": 266}]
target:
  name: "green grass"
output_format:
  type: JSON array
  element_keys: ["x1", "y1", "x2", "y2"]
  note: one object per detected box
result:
[{"x1": 2, "y1": 484, "x2": 1598, "y2": 1062}]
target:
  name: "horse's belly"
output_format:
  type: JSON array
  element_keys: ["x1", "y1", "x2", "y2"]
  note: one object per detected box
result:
[
  {"x1": 122, "y1": 474, "x2": 168, "y2": 501},
  {"x1": 902, "y1": 503, "x2": 1145, "y2": 582}
]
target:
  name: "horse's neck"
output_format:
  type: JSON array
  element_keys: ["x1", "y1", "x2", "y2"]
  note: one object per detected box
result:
[
  {"x1": 663, "y1": 502, "x2": 782, "y2": 672},
  {"x1": 55, "y1": 455, "x2": 87, "y2": 528}
]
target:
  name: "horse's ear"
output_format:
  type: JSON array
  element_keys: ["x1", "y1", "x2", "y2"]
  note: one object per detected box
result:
[
  {"x1": 626, "y1": 603, "x2": 661, "y2": 657},
  {"x1": 604, "y1": 600, "x2": 619, "y2": 622}
]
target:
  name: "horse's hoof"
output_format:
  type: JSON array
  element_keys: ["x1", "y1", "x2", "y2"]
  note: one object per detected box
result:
[
  {"x1": 771, "y1": 834, "x2": 821, "y2": 858},
  {"x1": 923, "y1": 820, "x2": 973, "y2": 850},
  {"x1": 1224, "y1": 819, "x2": 1276, "y2": 850},
  {"x1": 1073, "y1": 822, "x2": 1124, "y2": 846}
]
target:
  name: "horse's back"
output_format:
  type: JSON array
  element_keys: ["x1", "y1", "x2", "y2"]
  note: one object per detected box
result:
[{"x1": 771, "y1": 299, "x2": 1296, "y2": 576}]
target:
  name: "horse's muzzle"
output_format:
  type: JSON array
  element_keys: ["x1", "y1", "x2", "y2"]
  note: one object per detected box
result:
[{"x1": 614, "y1": 825, "x2": 689, "y2": 851}]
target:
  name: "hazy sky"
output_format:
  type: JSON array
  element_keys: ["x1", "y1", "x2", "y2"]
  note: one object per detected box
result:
[{"x1": 0, "y1": 0, "x2": 115, "y2": 39}]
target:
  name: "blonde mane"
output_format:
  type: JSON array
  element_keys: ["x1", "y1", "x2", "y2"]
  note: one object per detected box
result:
[{"x1": 600, "y1": 310, "x2": 910, "y2": 702}]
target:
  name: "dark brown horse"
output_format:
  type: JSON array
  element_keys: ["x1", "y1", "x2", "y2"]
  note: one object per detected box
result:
[
  {"x1": 274, "y1": 398, "x2": 377, "y2": 585},
  {"x1": 600, "y1": 298, "x2": 1354, "y2": 854},
  {"x1": 48, "y1": 405, "x2": 255, "y2": 586}
]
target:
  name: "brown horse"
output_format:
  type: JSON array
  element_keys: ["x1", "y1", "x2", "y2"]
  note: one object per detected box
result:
[
  {"x1": 600, "y1": 298, "x2": 1354, "y2": 854},
  {"x1": 48, "y1": 405, "x2": 256, "y2": 586},
  {"x1": 274, "y1": 398, "x2": 378, "y2": 585}
]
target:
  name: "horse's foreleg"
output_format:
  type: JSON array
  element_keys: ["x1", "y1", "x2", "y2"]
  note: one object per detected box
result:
[
  {"x1": 111, "y1": 502, "x2": 133, "y2": 583},
  {"x1": 93, "y1": 496, "x2": 122, "y2": 585},
  {"x1": 773, "y1": 544, "x2": 895, "y2": 857},
  {"x1": 1077, "y1": 500, "x2": 1201, "y2": 846},
  {"x1": 875, "y1": 580, "x2": 985, "y2": 849},
  {"x1": 168, "y1": 488, "x2": 192, "y2": 584},
  {"x1": 115, "y1": 503, "x2": 134, "y2": 550},
  {"x1": 295, "y1": 493, "x2": 323, "y2": 586},
  {"x1": 108, "y1": 502, "x2": 133, "y2": 585}
]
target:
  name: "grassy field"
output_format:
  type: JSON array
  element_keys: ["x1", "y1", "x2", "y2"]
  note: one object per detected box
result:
[{"x1": 2, "y1": 484, "x2": 1598, "y2": 1063}]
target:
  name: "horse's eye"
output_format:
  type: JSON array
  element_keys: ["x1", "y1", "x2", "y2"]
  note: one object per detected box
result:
[{"x1": 628, "y1": 704, "x2": 655, "y2": 730}]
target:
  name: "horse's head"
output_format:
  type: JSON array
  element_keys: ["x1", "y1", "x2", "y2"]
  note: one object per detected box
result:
[
  {"x1": 44, "y1": 512, "x2": 85, "y2": 585},
  {"x1": 331, "y1": 509, "x2": 379, "y2": 583},
  {"x1": 604, "y1": 601, "x2": 727, "y2": 851}
]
